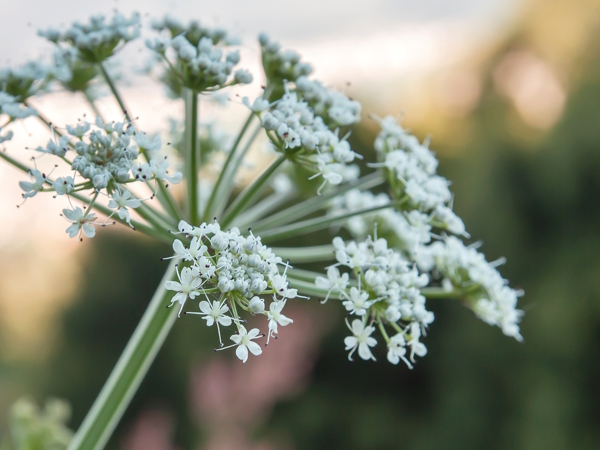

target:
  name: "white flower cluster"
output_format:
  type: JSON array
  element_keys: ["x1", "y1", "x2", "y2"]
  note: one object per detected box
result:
[
  {"x1": 316, "y1": 234, "x2": 432, "y2": 367},
  {"x1": 326, "y1": 116, "x2": 524, "y2": 343},
  {"x1": 0, "y1": 92, "x2": 36, "y2": 122},
  {"x1": 0, "y1": 61, "x2": 48, "y2": 103},
  {"x1": 295, "y1": 76, "x2": 361, "y2": 128},
  {"x1": 18, "y1": 117, "x2": 181, "y2": 240},
  {"x1": 426, "y1": 236, "x2": 524, "y2": 341},
  {"x1": 258, "y1": 33, "x2": 313, "y2": 83},
  {"x1": 151, "y1": 15, "x2": 234, "y2": 46},
  {"x1": 146, "y1": 28, "x2": 252, "y2": 92},
  {"x1": 372, "y1": 116, "x2": 465, "y2": 230},
  {"x1": 64, "y1": 118, "x2": 181, "y2": 190},
  {"x1": 38, "y1": 12, "x2": 141, "y2": 63},
  {"x1": 251, "y1": 87, "x2": 362, "y2": 192},
  {"x1": 50, "y1": 47, "x2": 98, "y2": 94},
  {"x1": 165, "y1": 220, "x2": 299, "y2": 363},
  {"x1": 330, "y1": 189, "x2": 435, "y2": 261}
]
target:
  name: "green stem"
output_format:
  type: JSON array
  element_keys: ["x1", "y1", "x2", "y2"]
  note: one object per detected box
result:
[
  {"x1": 253, "y1": 172, "x2": 384, "y2": 231},
  {"x1": 98, "y1": 63, "x2": 131, "y2": 121},
  {"x1": 287, "y1": 278, "x2": 343, "y2": 300},
  {"x1": 82, "y1": 89, "x2": 106, "y2": 123},
  {"x1": 184, "y1": 88, "x2": 199, "y2": 225},
  {"x1": 221, "y1": 154, "x2": 287, "y2": 228},
  {"x1": 420, "y1": 287, "x2": 467, "y2": 299},
  {"x1": 214, "y1": 124, "x2": 262, "y2": 220},
  {"x1": 67, "y1": 261, "x2": 179, "y2": 450},
  {"x1": 259, "y1": 201, "x2": 400, "y2": 244},
  {"x1": 156, "y1": 182, "x2": 184, "y2": 222},
  {"x1": 203, "y1": 111, "x2": 254, "y2": 221},
  {"x1": 272, "y1": 245, "x2": 335, "y2": 264}
]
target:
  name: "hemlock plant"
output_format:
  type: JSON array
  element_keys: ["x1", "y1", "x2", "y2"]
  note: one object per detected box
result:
[{"x1": 0, "y1": 11, "x2": 524, "y2": 450}]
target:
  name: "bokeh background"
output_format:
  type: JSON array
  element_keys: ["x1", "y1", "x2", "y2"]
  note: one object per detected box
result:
[{"x1": 1, "y1": 0, "x2": 600, "y2": 448}]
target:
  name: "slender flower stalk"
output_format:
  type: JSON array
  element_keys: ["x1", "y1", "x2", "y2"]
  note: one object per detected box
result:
[{"x1": 184, "y1": 88, "x2": 200, "y2": 224}]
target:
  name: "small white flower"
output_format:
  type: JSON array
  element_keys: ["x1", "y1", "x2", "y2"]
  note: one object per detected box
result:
[
  {"x1": 52, "y1": 176, "x2": 74, "y2": 196},
  {"x1": 164, "y1": 266, "x2": 203, "y2": 316},
  {"x1": 344, "y1": 319, "x2": 377, "y2": 361},
  {"x1": 266, "y1": 299, "x2": 293, "y2": 344},
  {"x1": 406, "y1": 322, "x2": 427, "y2": 363},
  {"x1": 230, "y1": 325, "x2": 263, "y2": 363},
  {"x1": 19, "y1": 170, "x2": 45, "y2": 198},
  {"x1": 249, "y1": 296, "x2": 265, "y2": 313},
  {"x1": 342, "y1": 286, "x2": 374, "y2": 316},
  {"x1": 108, "y1": 190, "x2": 141, "y2": 225},
  {"x1": 242, "y1": 96, "x2": 270, "y2": 112},
  {"x1": 387, "y1": 333, "x2": 412, "y2": 368},
  {"x1": 315, "y1": 266, "x2": 349, "y2": 303},
  {"x1": 62, "y1": 207, "x2": 98, "y2": 240},
  {"x1": 196, "y1": 299, "x2": 232, "y2": 327},
  {"x1": 234, "y1": 69, "x2": 253, "y2": 84},
  {"x1": 149, "y1": 157, "x2": 182, "y2": 185},
  {"x1": 134, "y1": 133, "x2": 162, "y2": 152}
]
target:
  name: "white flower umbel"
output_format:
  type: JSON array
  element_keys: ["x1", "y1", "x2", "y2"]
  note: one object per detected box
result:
[
  {"x1": 250, "y1": 84, "x2": 363, "y2": 193},
  {"x1": 0, "y1": 62, "x2": 48, "y2": 104},
  {"x1": 39, "y1": 12, "x2": 141, "y2": 63},
  {"x1": 258, "y1": 33, "x2": 312, "y2": 83},
  {"x1": 14, "y1": 116, "x2": 181, "y2": 239},
  {"x1": 318, "y1": 232, "x2": 432, "y2": 367},
  {"x1": 429, "y1": 236, "x2": 524, "y2": 341},
  {"x1": 295, "y1": 76, "x2": 361, "y2": 128},
  {"x1": 165, "y1": 220, "x2": 299, "y2": 360},
  {"x1": 147, "y1": 23, "x2": 252, "y2": 93}
]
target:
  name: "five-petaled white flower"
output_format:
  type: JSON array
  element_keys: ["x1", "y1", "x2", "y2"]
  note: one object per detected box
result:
[
  {"x1": 62, "y1": 207, "x2": 98, "y2": 240},
  {"x1": 19, "y1": 169, "x2": 45, "y2": 199},
  {"x1": 188, "y1": 299, "x2": 232, "y2": 346},
  {"x1": 387, "y1": 333, "x2": 412, "y2": 368},
  {"x1": 266, "y1": 299, "x2": 293, "y2": 345},
  {"x1": 315, "y1": 266, "x2": 349, "y2": 303},
  {"x1": 406, "y1": 322, "x2": 427, "y2": 363},
  {"x1": 196, "y1": 299, "x2": 232, "y2": 327},
  {"x1": 342, "y1": 286, "x2": 373, "y2": 316},
  {"x1": 108, "y1": 190, "x2": 141, "y2": 226},
  {"x1": 165, "y1": 266, "x2": 203, "y2": 317},
  {"x1": 344, "y1": 318, "x2": 377, "y2": 361},
  {"x1": 230, "y1": 325, "x2": 263, "y2": 363}
]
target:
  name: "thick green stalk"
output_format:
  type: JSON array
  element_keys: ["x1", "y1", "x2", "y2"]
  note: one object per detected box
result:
[
  {"x1": 67, "y1": 260, "x2": 178, "y2": 450},
  {"x1": 184, "y1": 88, "x2": 199, "y2": 224},
  {"x1": 221, "y1": 154, "x2": 286, "y2": 228}
]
